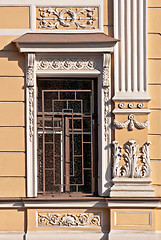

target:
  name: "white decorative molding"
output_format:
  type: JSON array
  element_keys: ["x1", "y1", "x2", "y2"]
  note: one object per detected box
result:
[
  {"x1": 37, "y1": 212, "x2": 101, "y2": 227},
  {"x1": 28, "y1": 87, "x2": 34, "y2": 141},
  {"x1": 113, "y1": 0, "x2": 149, "y2": 101},
  {"x1": 26, "y1": 53, "x2": 37, "y2": 197},
  {"x1": 26, "y1": 231, "x2": 108, "y2": 240},
  {"x1": 103, "y1": 53, "x2": 110, "y2": 142},
  {"x1": 113, "y1": 114, "x2": 149, "y2": 131},
  {"x1": 112, "y1": 140, "x2": 151, "y2": 178},
  {"x1": 37, "y1": 7, "x2": 98, "y2": 30},
  {"x1": 37, "y1": 58, "x2": 97, "y2": 71},
  {"x1": 118, "y1": 103, "x2": 125, "y2": 109}
]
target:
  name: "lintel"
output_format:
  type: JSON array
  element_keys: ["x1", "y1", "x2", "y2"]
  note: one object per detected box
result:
[{"x1": 13, "y1": 33, "x2": 118, "y2": 53}]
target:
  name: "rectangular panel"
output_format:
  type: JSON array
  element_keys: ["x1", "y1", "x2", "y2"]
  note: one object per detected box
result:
[
  {"x1": 148, "y1": 60, "x2": 161, "y2": 84},
  {"x1": 0, "y1": 209, "x2": 25, "y2": 231},
  {"x1": 0, "y1": 103, "x2": 25, "y2": 126},
  {"x1": 0, "y1": 153, "x2": 25, "y2": 177},
  {"x1": 148, "y1": 135, "x2": 161, "y2": 159},
  {"x1": 148, "y1": 35, "x2": 161, "y2": 58},
  {"x1": 0, "y1": 178, "x2": 25, "y2": 197},
  {"x1": 149, "y1": 85, "x2": 161, "y2": 109},
  {"x1": 0, "y1": 128, "x2": 25, "y2": 151},
  {"x1": 0, "y1": 7, "x2": 29, "y2": 29},
  {"x1": 0, "y1": 77, "x2": 25, "y2": 101},
  {"x1": 148, "y1": 9, "x2": 161, "y2": 33},
  {"x1": 114, "y1": 211, "x2": 151, "y2": 227}
]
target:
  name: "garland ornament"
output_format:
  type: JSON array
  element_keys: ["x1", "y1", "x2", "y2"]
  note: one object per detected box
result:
[
  {"x1": 113, "y1": 114, "x2": 149, "y2": 131},
  {"x1": 112, "y1": 140, "x2": 151, "y2": 178}
]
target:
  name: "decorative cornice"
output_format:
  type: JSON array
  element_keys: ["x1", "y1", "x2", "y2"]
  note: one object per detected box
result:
[
  {"x1": 113, "y1": 114, "x2": 149, "y2": 131},
  {"x1": 38, "y1": 212, "x2": 101, "y2": 227},
  {"x1": 37, "y1": 58, "x2": 97, "y2": 71},
  {"x1": 37, "y1": 7, "x2": 98, "y2": 30},
  {"x1": 112, "y1": 140, "x2": 151, "y2": 178}
]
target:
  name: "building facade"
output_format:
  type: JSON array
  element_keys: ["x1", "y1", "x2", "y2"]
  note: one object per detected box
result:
[{"x1": 0, "y1": 0, "x2": 160, "y2": 239}]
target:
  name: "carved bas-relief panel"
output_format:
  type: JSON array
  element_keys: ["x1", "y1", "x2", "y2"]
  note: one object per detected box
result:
[
  {"x1": 37, "y1": 212, "x2": 101, "y2": 227},
  {"x1": 110, "y1": 140, "x2": 155, "y2": 197},
  {"x1": 36, "y1": 7, "x2": 98, "y2": 30}
]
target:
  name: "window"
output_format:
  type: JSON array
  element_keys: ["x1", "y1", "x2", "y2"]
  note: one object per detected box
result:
[{"x1": 37, "y1": 78, "x2": 98, "y2": 195}]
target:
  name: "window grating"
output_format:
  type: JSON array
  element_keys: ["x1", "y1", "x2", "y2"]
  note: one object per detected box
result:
[{"x1": 37, "y1": 79, "x2": 97, "y2": 195}]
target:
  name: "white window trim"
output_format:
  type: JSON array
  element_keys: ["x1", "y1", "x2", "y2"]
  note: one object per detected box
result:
[{"x1": 24, "y1": 45, "x2": 114, "y2": 197}]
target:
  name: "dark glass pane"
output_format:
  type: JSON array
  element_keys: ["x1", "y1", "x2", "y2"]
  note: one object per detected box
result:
[
  {"x1": 70, "y1": 157, "x2": 82, "y2": 184},
  {"x1": 84, "y1": 143, "x2": 91, "y2": 168},
  {"x1": 68, "y1": 101, "x2": 81, "y2": 113},
  {"x1": 45, "y1": 134, "x2": 53, "y2": 142},
  {"x1": 53, "y1": 101, "x2": 67, "y2": 112},
  {"x1": 70, "y1": 186, "x2": 76, "y2": 192},
  {"x1": 45, "y1": 170, "x2": 54, "y2": 192},
  {"x1": 55, "y1": 157, "x2": 61, "y2": 184},
  {"x1": 74, "y1": 119, "x2": 82, "y2": 129},
  {"x1": 83, "y1": 118, "x2": 91, "y2": 130},
  {"x1": 44, "y1": 92, "x2": 58, "y2": 112},
  {"x1": 79, "y1": 170, "x2": 92, "y2": 193},
  {"x1": 76, "y1": 92, "x2": 91, "y2": 113},
  {"x1": 83, "y1": 134, "x2": 91, "y2": 142},
  {"x1": 54, "y1": 133, "x2": 61, "y2": 155},
  {"x1": 74, "y1": 134, "x2": 82, "y2": 155},
  {"x1": 45, "y1": 144, "x2": 53, "y2": 168},
  {"x1": 44, "y1": 120, "x2": 53, "y2": 128},
  {"x1": 60, "y1": 91, "x2": 75, "y2": 99},
  {"x1": 54, "y1": 120, "x2": 62, "y2": 128}
]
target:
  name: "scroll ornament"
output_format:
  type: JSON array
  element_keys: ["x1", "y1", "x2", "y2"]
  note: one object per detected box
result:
[
  {"x1": 37, "y1": 8, "x2": 97, "y2": 29},
  {"x1": 113, "y1": 114, "x2": 149, "y2": 131},
  {"x1": 112, "y1": 140, "x2": 151, "y2": 178},
  {"x1": 38, "y1": 213, "x2": 100, "y2": 227}
]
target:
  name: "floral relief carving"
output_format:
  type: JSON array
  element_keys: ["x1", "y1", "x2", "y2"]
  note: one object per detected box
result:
[
  {"x1": 26, "y1": 66, "x2": 34, "y2": 87},
  {"x1": 28, "y1": 87, "x2": 34, "y2": 141},
  {"x1": 37, "y1": 59, "x2": 96, "y2": 71},
  {"x1": 112, "y1": 140, "x2": 152, "y2": 178},
  {"x1": 37, "y1": 7, "x2": 98, "y2": 30},
  {"x1": 38, "y1": 212, "x2": 101, "y2": 227},
  {"x1": 113, "y1": 114, "x2": 149, "y2": 131}
]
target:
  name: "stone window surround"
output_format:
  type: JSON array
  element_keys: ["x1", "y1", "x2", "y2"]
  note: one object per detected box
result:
[{"x1": 23, "y1": 47, "x2": 114, "y2": 198}]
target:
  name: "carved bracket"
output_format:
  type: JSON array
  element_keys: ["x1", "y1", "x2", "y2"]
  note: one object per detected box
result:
[
  {"x1": 112, "y1": 140, "x2": 151, "y2": 178},
  {"x1": 113, "y1": 114, "x2": 149, "y2": 131}
]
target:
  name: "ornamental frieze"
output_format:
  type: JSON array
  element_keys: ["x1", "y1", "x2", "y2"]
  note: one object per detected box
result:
[
  {"x1": 37, "y1": 58, "x2": 97, "y2": 71},
  {"x1": 36, "y1": 7, "x2": 98, "y2": 30},
  {"x1": 37, "y1": 212, "x2": 101, "y2": 227}
]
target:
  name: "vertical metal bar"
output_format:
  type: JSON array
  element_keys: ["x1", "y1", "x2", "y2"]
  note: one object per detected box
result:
[
  {"x1": 91, "y1": 92, "x2": 93, "y2": 194},
  {"x1": 42, "y1": 91, "x2": 45, "y2": 195},
  {"x1": 65, "y1": 116, "x2": 70, "y2": 192},
  {"x1": 60, "y1": 129, "x2": 63, "y2": 192}
]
